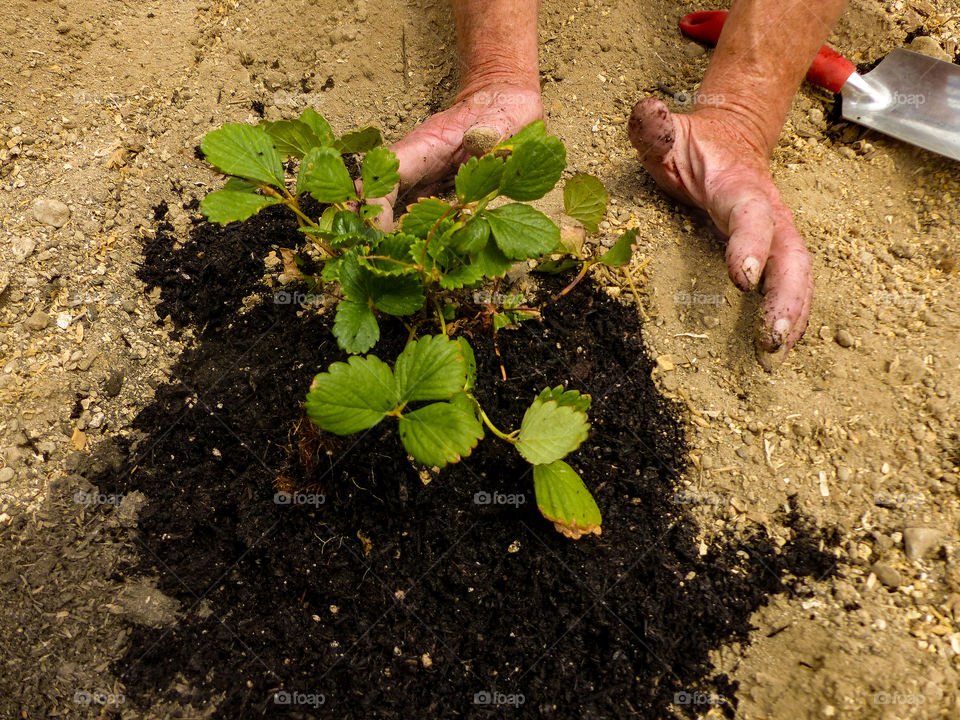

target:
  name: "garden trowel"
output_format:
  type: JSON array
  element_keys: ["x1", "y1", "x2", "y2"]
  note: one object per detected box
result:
[{"x1": 679, "y1": 10, "x2": 960, "y2": 162}]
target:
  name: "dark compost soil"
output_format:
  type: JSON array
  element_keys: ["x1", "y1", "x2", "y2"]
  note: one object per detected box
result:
[{"x1": 80, "y1": 201, "x2": 840, "y2": 719}]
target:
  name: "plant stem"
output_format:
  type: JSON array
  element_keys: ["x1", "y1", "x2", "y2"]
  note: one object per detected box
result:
[
  {"x1": 433, "y1": 296, "x2": 447, "y2": 335},
  {"x1": 262, "y1": 186, "x2": 336, "y2": 257},
  {"x1": 476, "y1": 404, "x2": 516, "y2": 443},
  {"x1": 552, "y1": 261, "x2": 593, "y2": 301}
]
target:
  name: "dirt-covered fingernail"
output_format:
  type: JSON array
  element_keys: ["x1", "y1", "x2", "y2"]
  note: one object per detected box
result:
[
  {"x1": 772, "y1": 318, "x2": 791, "y2": 347},
  {"x1": 463, "y1": 126, "x2": 501, "y2": 157},
  {"x1": 741, "y1": 256, "x2": 761, "y2": 288}
]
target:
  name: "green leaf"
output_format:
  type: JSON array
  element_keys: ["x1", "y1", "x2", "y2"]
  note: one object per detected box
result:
[
  {"x1": 338, "y1": 253, "x2": 370, "y2": 303},
  {"x1": 448, "y1": 216, "x2": 490, "y2": 255},
  {"x1": 223, "y1": 177, "x2": 258, "y2": 192},
  {"x1": 496, "y1": 120, "x2": 546, "y2": 150},
  {"x1": 493, "y1": 312, "x2": 513, "y2": 333},
  {"x1": 515, "y1": 397, "x2": 590, "y2": 465},
  {"x1": 398, "y1": 402, "x2": 483, "y2": 468},
  {"x1": 200, "y1": 190, "x2": 281, "y2": 225},
  {"x1": 316, "y1": 205, "x2": 339, "y2": 232},
  {"x1": 361, "y1": 147, "x2": 400, "y2": 199},
  {"x1": 563, "y1": 174, "x2": 608, "y2": 233},
  {"x1": 305, "y1": 354, "x2": 396, "y2": 434},
  {"x1": 484, "y1": 204, "x2": 561, "y2": 260},
  {"x1": 533, "y1": 460, "x2": 602, "y2": 539},
  {"x1": 470, "y1": 239, "x2": 513, "y2": 278},
  {"x1": 362, "y1": 233, "x2": 417, "y2": 276},
  {"x1": 600, "y1": 228, "x2": 637, "y2": 267},
  {"x1": 360, "y1": 204, "x2": 385, "y2": 220},
  {"x1": 455, "y1": 155, "x2": 505, "y2": 203},
  {"x1": 499, "y1": 135, "x2": 566, "y2": 201},
  {"x1": 320, "y1": 255, "x2": 344, "y2": 283},
  {"x1": 298, "y1": 108, "x2": 336, "y2": 146},
  {"x1": 369, "y1": 275, "x2": 424, "y2": 315},
  {"x1": 330, "y1": 233, "x2": 367, "y2": 251},
  {"x1": 400, "y1": 198, "x2": 452, "y2": 239},
  {"x1": 332, "y1": 300, "x2": 380, "y2": 354},
  {"x1": 200, "y1": 123, "x2": 286, "y2": 187},
  {"x1": 332, "y1": 210, "x2": 365, "y2": 236},
  {"x1": 340, "y1": 254, "x2": 424, "y2": 315},
  {"x1": 536, "y1": 386, "x2": 591, "y2": 413},
  {"x1": 534, "y1": 257, "x2": 580, "y2": 274},
  {"x1": 450, "y1": 391, "x2": 479, "y2": 418},
  {"x1": 457, "y1": 338, "x2": 477, "y2": 391},
  {"x1": 297, "y1": 146, "x2": 357, "y2": 203},
  {"x1": 394, "y1": 335, "x2": 467, "y2": 403},
  {"x1": 492, "y1": 309, "x2": 537, "y2": 333},
  {"x1": 437, "y1": 262, "x2": 484, "y2": 290},
  {"x1": 261, "y1": 119, "x2": 322, "y2": 159},
  {"x1": 333, "y1": 126, "x2": 383, "y2": 154}
]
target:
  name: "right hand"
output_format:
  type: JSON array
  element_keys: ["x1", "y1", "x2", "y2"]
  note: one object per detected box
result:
[{"x1": 368, "y1": 84, "x2": 543, "y2": 229}]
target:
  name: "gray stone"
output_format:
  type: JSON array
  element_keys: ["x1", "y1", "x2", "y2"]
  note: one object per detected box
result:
[
  {"x1": 0, "y1": 467, "x2": 14, "y2": 483},
  {"x1": 871, "y1": 563, "x2": 901, "y2": 588},
  {"x1": 32, "y1": 198, "x2": 71, "y2": 227},
  {"x1": 903, "y1": 527, "x2": 940, "y2": 561}
]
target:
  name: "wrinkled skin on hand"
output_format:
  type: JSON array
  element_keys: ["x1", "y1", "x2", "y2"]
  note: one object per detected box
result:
[{"x1": 629, "y1": 97, "x2": 813, "y2": 369}]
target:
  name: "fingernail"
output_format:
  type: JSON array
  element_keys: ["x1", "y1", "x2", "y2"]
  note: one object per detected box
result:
[
  {"x1": 772, "y1": 318, "x2": 791, "y2": 348},
  {"x1": 741, "y1": 256, "x2": 760, "y2": 288}
]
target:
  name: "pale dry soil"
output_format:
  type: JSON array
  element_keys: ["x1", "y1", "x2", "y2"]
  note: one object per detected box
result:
[{"x1": 1, "y1": 0, "x2": 959, "y2": 718}]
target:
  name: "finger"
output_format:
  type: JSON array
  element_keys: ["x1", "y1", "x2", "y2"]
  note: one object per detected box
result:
[
  {"x1": 723, "y1": 192, "x2": 774, "y2": 291},
  {"x1": 755, "y1": 208, "x2": 813, "y2": 363},
  {"x1": 627, "y1": 97, "x2": 677, "y2": 165},
  {"x1": 369, "y1": 193, "x2": 396, "y2": 232}
]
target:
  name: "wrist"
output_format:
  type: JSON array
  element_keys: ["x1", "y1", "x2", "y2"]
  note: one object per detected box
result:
[
  {"x1": 457, "y1": 51, "x2": 540, "y2": 100},
  {"x1": 690, "y1": 98, "x2": 780, "y2": 160}
]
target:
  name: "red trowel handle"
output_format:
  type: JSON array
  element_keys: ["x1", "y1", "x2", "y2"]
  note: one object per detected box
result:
[{"x1": 679, "y1": 10, "x2": 856, "y2": 94}]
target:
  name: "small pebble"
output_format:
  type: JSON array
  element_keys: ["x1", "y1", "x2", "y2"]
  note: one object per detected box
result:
[
  {"x1": 903, "y1": 527, "x2": 940, "y2": 561},
  {"x1": 890, "y1": 242, "x2": 915, "y2": 259},
  {"x1": 104, "y1": 370, "x2": 124, "y2": 397},
  {"x1": 834, "y1": 329, "x2": 854, "y2": 348},
  {"x1": 683, "y1": 41, "x2": 705, "y2": 58},
  {"x1": 11, "y1": 237, "x2": 36, "y2": 263},
  {"x1": 26, "y1": 310, "x2": 51, "y2": 331},
  {"x1": 871, "y1": 563, "x2": 901, "y2": 588},
  {"x1": 0, "y1": 467, "x2": 15, "y2": 483},
  {"x1": 807, "y1": 107, "x2": 824, "y2": 125},
  {"x1": 32, "y1": 198, "x2": 71, "y2": 227},
  {"x1": 908, "y1": 35, "x2": 951, "y2": 62},
  {"x1": 838, "y1": 146, "x2": 856, "y2": 160}
]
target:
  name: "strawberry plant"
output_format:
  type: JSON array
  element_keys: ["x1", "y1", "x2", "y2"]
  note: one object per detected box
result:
[{"x1": 198, "y1": 111, "x2": 636, "y2": 539}]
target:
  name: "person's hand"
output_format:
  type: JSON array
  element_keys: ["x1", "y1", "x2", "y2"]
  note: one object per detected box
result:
[
  {"x1": 629, "y1": 97, "x2": 812, "y2": 369},
  {"x1": 368, "y1": 84, "x2": 543, "y2": 229}
]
